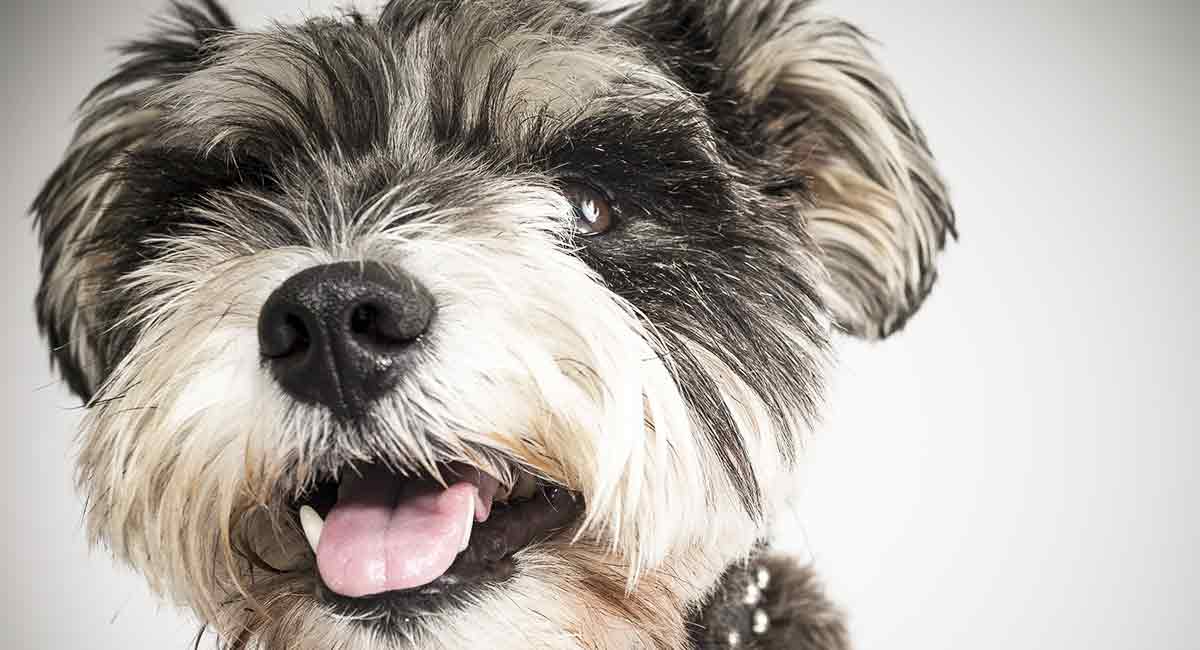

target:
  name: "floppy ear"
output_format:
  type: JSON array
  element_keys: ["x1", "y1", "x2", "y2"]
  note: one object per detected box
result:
[
  {"x1": 619, "y1": 0, "x2": 956, "y2": 338},
  {"x1": 31, "y1": 0, "x2": 234, "y2": 400}
]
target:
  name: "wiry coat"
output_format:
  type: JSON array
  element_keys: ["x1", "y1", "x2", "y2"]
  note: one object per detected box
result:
[{"x1": 31, "y1": 1, "x2": 953, "y2": 648}]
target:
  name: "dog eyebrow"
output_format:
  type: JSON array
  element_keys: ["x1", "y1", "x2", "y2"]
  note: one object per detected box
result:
[{"x1": 534, "y1": 94, "x2": 726, "y2": 208}]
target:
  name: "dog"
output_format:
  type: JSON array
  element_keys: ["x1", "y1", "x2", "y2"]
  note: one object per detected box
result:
[{"x1": 31, "y1": 0, "x2": 954, "y2": 648}]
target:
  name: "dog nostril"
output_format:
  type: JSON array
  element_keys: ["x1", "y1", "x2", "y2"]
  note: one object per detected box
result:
[
  {"x1": 348, "y1": 300, "x2": 426, "y2": 348},
  {"x1": 261, "y1": 311, "x2": 311, "y2": 359},
  {"x1": 283, "y1": 314, "x2": 311, "y2": 354},
  {"x1": 350, "y1": 304, "x2": 378, "y2": 338}
]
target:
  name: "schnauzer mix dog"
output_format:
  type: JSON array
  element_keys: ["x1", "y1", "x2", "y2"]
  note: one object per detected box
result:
[{"x1": 32, "y1": 0, "x2": 954, "y2": 647}]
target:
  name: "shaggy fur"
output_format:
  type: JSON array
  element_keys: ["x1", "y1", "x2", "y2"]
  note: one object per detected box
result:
[{"x1": 31, "y1": 0, "x2": 954, "y2": 648}]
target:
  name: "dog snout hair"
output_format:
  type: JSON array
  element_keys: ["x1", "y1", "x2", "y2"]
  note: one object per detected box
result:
[{"x1": 259, "y1": 261, "x2": 435, "y2": 418}]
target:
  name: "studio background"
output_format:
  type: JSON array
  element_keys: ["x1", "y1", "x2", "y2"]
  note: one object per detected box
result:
[{"x1": 1, "y1": 1, "x2": 1196, "y2": 648}]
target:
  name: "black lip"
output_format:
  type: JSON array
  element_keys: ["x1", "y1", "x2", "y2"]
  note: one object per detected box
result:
[{"x1": 303, "y1": 482, "x2": 584, "y2": 631}]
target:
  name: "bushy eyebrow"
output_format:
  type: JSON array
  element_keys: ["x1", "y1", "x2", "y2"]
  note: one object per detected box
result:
[{"x1": 533, "y1": 96, "x2": 731, "y2": 218}]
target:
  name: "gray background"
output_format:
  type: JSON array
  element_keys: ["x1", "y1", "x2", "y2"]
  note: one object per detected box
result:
[{"x1": 2, "y1": 1, "x2": 1197, "y2": 648}]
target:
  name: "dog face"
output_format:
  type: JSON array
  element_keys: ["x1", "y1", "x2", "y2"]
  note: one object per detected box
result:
[{"x1": 32, "y1": 1, "x2": 952, "y2": 648}]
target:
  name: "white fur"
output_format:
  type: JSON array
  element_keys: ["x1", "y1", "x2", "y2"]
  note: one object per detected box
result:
[{"x1": 78, "y1": 181, "x2": 790, "y2": 649}]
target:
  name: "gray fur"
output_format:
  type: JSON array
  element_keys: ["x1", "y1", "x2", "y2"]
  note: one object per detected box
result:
[{"x1": 30, "y1": 1, "x2": 953, "y2": 648}]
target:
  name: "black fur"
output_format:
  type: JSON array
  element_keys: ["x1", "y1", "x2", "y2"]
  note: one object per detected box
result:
[
  {"x1": 38, "y1": 0, "x2": 832, "y2": 516},
  {"x1": 620, "y1": 0, "x2": 957, "y2": 338},
  {"x1": 31, "y1": 0, "x2": 234, "y2": 400},
  {"x1": 31, "y1": 1, "x2": 955, "y2": 648},
  {"x1": 689, "y1": 552, "x2": 850, "y2": 650},
  {"x1": 756, "y1": 556, "x2": 851, "y2": 650}
]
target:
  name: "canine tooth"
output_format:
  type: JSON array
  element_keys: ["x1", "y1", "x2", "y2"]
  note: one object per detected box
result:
[
  {"x1": 460, "y1": 497, "x2": 475, "y2": 552},
  {"x1": 299, "y1": 505, "x2": 324, "y2": 553}
]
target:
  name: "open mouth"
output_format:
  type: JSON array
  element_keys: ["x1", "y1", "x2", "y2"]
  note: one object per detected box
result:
[{"x1": 295, "y1": 461, "x2": 583, "y2": 606}]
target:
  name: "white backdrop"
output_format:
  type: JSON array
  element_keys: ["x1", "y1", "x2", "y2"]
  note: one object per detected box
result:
[{"x1": 2, "y1": 1, "x2": 1197, "y2": 648}]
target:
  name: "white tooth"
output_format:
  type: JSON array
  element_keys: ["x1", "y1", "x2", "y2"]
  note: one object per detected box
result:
[
  {"x1": 460, "y1": 498, "x2": 475, "y2": 552},
  {"x1": 300, "y1": 505, "x2": 324, "y2": 554}
]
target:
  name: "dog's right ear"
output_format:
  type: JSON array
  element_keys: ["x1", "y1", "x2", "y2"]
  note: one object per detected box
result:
[
  {"x1": 31, "y1": 0, "x2": 234, "y2": 401},
  {"x1": 617, "y1": 0, "x2": 956, "y2": 339}
]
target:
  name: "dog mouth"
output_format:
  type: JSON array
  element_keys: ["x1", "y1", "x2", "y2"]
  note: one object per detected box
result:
[{"x1": 295, "y1": 461, "x2": 582, "y2": 601}]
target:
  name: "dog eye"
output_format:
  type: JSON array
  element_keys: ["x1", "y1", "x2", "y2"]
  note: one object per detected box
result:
[{"x1": 562, "y1": 182, "x2": 614, "y2": 236}]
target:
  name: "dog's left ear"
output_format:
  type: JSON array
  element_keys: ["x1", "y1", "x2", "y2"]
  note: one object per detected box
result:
[
  {"x1": 31, "y1": 0, "x2": 235, "y2": 400},
  {"x1": 618, "y1": 0, "x2": 956, "y2": 338}
]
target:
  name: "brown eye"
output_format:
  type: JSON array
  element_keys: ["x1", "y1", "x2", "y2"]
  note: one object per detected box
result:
[{"x1": 562, "y1": 182, "x2": 614, "y2": 236}]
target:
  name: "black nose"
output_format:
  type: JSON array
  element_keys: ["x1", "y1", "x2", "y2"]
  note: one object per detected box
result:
[{"x1": 258, "y1": 261, "x2": 434, "y2": 418}]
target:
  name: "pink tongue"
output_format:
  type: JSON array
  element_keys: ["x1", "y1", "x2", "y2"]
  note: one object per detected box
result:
[{"x1": 316, "y1": 467, "x2": 478, "y2": 598}]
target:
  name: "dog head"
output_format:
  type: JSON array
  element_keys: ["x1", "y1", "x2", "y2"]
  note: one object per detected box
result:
[{"x1": 32, "y1": 1, "x2": 953, "y2": 647}]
